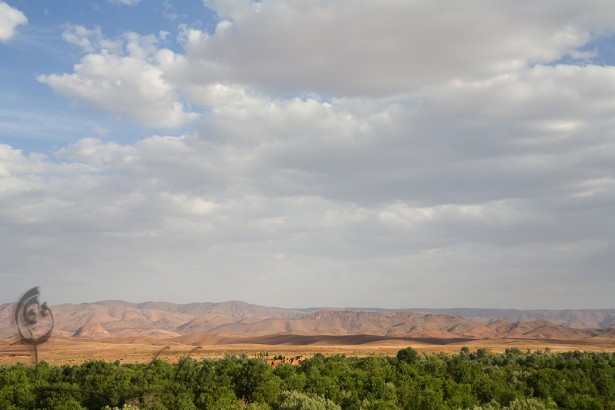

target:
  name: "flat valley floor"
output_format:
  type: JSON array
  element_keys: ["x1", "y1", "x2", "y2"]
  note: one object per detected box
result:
[{"x1": 1, "y1": 335, "x2": 614, "y2": 366}]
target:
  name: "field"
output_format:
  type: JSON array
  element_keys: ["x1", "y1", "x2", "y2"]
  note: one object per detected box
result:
[{"x1": 2, "y1": 335, "x2": 614, "y2": 366}]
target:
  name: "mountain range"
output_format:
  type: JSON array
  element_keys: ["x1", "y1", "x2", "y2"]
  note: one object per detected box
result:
[{"x1": 1, "y1": 300, "x2": 614, "y2": 342}]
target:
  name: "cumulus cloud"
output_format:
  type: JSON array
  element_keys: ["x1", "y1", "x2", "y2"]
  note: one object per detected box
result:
[
  {"x1": 3, "y1": 57, "x2": 615, "y2": 306},
  {"x1": 107, "y1": 0, "x2": 141, "y2": 5},
  {"x1": 38, "y1": 28, "x2": 198, "y2": 128},
  {"x1": 61, "y1": 25, "x2": 118, "y2": 53},
  {"x1": 0, "y1": 2, "x2": 27, "y2": 42},
  {"x1": 39, "y1": 1, "x2": 615, "y2": 127},
  {"x1": 174, "y1": 64, "x2": 615, "y2": 209},
  {"x1": 178, "y1": 0, "x2": 615, "y2": 96},
  {"x1": 7, "y1": 1, "x2": 615, "y2": 307}
]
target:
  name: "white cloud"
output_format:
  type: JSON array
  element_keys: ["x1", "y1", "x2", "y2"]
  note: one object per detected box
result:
[
  {"x1": 0, "y1": 2, "x2": 27, "y2": 42},
  {"x1": 61, "y1": 25, "x2": 121, "y2": 53},
  {"x1": 171, "y1": 63, "x2": 615, "y2": 208},
  {"x1": 177, "y1": 0, "x2": 615, "y2": 96},
  {"x1": 38, "y1": 29, "x2": 198, "y2": 128},
  {"x1": 107, "y1": 0, "x2": 141, "y2": 6},
  {"x1": 4, "y1": 57, "x2": 615, "y2": 306},
  {"x1": 39, "y1": 2, "x2": 615, "y2": 128},
  {"x1": 7, "y1": 1, "x2": 615, "y2": 307}
]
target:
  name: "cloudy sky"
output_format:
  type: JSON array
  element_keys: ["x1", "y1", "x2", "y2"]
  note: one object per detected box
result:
[{"x1": 1, "y1": 0, "x2": 614, "y2": 309}]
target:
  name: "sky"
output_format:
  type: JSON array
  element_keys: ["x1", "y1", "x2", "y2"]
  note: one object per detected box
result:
[{"x1": 1, "y1": 0, "x2": 614, "y2": 309}]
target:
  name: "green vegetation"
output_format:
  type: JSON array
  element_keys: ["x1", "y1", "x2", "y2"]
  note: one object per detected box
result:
[{"x1": 0, "y1": 348, "x2": 614, "y2": 409}]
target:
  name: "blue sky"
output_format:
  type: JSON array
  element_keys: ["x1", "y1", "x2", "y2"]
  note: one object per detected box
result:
[
  {"x1": 1, "y1": 0, "x2": 615, "y2": 309},
  {"x1": 1, "y1": 1, "x2": 217, "y2": 152}
]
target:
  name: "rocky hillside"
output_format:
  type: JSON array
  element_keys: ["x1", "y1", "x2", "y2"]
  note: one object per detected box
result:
[
  {"x1": 0, "y1": 300, "x2": 303, "y2": 338},
  {"x1": 394, "y1": 308, "x2": 615, "y2": 329},
  {"x1": 179, "y1": 310, "x2": 605, "y2": 340},
  {"x1": 1, "y1": 300, "x2": 613, "y2": 341}
]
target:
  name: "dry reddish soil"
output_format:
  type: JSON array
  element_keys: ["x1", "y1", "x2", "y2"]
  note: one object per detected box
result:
[
  {"x1": 2, "y1": 301, "x2": 614, "y2": 365},
  {"x1": 1, "y1": 334, "x2": 614, "y2": 366}
]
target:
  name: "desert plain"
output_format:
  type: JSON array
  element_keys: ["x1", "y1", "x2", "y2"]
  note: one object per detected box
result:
[
  {"x1": 1, "y1": 335, "x2": 615, "y2": 367},
  {"x1": 1, "y1": 301, "x2": 614, "y2": 365}
]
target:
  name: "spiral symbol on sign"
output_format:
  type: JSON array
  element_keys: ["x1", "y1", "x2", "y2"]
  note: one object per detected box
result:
[{"x1": 14, "y1": 287, "x2": 54, "y2": 370}]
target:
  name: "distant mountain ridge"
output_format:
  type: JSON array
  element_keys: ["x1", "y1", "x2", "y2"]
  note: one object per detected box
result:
[
  {"x1": 0, "y1": 300, "x2": 303, "y2": 338},
  {"x1": 310, "y1": 307, "x2": 615, "y2": 329},
  {"x1": 0, "y1": 300, "x2": 614, "y2": 341},
  {"x1": 186, "y1": 310, "x2": 607, "y2": 340}
]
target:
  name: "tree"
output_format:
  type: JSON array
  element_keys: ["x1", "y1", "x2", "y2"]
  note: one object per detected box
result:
[
  {"x1": 232, "y1": 358, "x2": 281, "y2": 405},
  {"x1": 278, "y1": 390, "x2": 341, "y2": 410},
  {"x1": 396, "y1": 347, "x2": 419, "y2": 365}
]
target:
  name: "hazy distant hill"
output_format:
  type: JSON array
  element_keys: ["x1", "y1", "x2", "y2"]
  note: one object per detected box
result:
[
  {"x1": 397, "y1": 308, "x2": 615, "y2": 329},
  {"x1": 182, "y1": 310, "x2": 603, "y2": 340},
  {"x1": 298, "y1": 307, "x2": 615, "y2": 329},
  {"x1": 1, "y1": 300, "x2": 614, "y2": 341}
]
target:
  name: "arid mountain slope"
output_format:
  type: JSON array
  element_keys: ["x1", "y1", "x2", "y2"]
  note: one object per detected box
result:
[
  {"x1": 394, "y1": 308, "x2": 615, "y2": 329},
  {"x1": 1, "y1": 300, "x2": 613, "y2": 342},
  {"x1": 0, "y1": 300, "x2": 302, "y2": 338},
  {"x1": 188, "y1": 310, "x2": 605, "y2": 340},
  {"x1": 203, "y1": 311, "x2": 484, "y2": 338},
  {"x1": 298, "y1": 307, "x2": 615, "y2": 329}
]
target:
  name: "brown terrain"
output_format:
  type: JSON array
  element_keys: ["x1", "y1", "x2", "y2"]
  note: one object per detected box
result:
[{"x1": 1, "y1": 301, "x2": 614, "y2": 365}]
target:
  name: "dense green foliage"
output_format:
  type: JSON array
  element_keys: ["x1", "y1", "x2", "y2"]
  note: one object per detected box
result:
[{"x1": 0, "y1": 348, "x2": 613, "y2": 409}]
